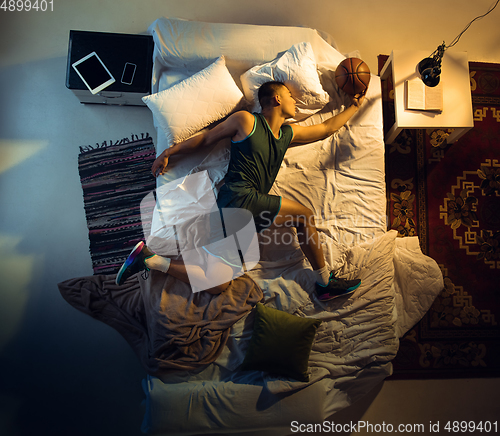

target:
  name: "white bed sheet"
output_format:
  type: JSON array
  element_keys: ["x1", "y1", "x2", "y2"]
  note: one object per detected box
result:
[{"x1": 141, "y1": 17, "x2": 443, "y2": 436}]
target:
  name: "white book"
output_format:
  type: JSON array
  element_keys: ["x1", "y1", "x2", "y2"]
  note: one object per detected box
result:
[{"x1": 405, "y1": 78, "x2": 443, "y2": 112}]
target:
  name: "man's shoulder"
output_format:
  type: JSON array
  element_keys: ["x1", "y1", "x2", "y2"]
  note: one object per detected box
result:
[
  {"x1": 228, "y1": 110, "x2": 256, "y2": 131},
  {"x1": 227, "y1": 110, "x2": 256, "y2": 142},
  {"x1": 230, "y1": 110, "x2": 255, "y2": 123}
]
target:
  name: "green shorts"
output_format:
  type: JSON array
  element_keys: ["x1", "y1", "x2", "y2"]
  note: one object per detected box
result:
[{"x1": 216, "y1": 185, "x2": 282, "y2": 233}]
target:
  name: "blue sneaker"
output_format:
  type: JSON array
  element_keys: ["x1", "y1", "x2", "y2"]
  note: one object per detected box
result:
[
  {"x1": 316, "y1": 272, "x2": 361, "y2": 301},
  {"x1": 116, "y1": 241, "x2": 155, "y2": 285}
]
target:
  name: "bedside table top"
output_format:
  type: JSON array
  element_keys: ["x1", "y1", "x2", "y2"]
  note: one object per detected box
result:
[
  {"x1": 66, "y1": 30, "x2": 153, "y2": 94},
  {"x1": 380, "y1": 50, "x2": 474, "y2": 130}
]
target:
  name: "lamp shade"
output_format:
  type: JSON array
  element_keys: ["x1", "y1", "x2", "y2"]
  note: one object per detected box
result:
[{"x1": 418, "y1": 57, "x2": 441, "y2": 87}]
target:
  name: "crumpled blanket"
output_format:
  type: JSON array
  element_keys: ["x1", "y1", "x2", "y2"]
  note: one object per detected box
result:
[{"x1": 58, "y1": 271, "x2": 263, "y2": 375}]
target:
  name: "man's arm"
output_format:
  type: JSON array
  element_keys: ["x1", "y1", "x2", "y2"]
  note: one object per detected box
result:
[
  {"x1": 290, "y1": 94, "x2": 364, "y2": 146},
  {"x1": 152, "y1": 111, "x2": 252, "y2": 177}
]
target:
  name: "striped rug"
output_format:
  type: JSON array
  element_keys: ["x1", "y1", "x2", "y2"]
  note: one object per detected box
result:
[{"x1": 78, "y1": 133, "x2": 157, "y2": 275}]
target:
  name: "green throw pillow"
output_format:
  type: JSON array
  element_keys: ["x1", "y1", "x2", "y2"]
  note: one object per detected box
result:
[{"x1": 241, "y1": 303, "x2": 322, "y2": 382}]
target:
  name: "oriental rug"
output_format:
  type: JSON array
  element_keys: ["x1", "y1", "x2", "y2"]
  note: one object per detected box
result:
[
  {"x1": 379, "y1": 56, "x2": 500, "y2": 378},
  {"x1": 78, "y1": 133, "x2": 156, "y2": 275}
]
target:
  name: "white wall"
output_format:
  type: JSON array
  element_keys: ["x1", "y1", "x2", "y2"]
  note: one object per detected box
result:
[{"x1": 1, "y1": 1, "x2": 499, "y2": 435}]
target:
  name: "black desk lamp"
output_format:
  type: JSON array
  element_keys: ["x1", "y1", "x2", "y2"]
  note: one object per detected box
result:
[
  {"x1": 418, "y1": 43, "x2": 446, "y2": 87},
  {"x1": 418, "y1": 0, "x2": 499, "y2": 87}
]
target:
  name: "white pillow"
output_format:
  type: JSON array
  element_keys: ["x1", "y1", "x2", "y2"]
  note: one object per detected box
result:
[
  {"x1": 142, "y1": 56, "x2": 244, "y2": 147},
  {"x1": 240, "y1": 42, "x2": 330, "y2": 116}
]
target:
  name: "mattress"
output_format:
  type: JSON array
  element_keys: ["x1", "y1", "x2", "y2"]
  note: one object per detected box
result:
[{"x1": 138, "y1": 17, "x2": 444, "y2": 436}]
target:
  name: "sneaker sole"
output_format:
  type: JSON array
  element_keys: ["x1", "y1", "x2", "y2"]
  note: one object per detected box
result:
[
  {"x1": 318, "y1": 281, "x2": 361, "y2": 301},
  {"x1": 116, "y1": 241, "x2": 144, "y2": 285}
]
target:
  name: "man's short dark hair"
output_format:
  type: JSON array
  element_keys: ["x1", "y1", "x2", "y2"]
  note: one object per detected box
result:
[{"x1": 258, "y1": 81, "x2": 286, "y2": 109}]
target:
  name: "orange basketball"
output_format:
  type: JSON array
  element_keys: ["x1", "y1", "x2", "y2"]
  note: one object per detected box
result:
[{"x1": 335, "y1": 58, "x2": 371, "y2": 96}]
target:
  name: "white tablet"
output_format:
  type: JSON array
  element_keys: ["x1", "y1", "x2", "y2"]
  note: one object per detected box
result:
[{"x1": 72, "y1": 52, "x2": 115, "y2": 94}]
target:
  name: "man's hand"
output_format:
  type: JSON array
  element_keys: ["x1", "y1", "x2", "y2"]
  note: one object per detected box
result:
[
  {"x1": 352, "y1": 91, "x2": 365, "y2": 108},
  {"x1": 152, "y1": 151, "x2": 169, "y2": 177}
]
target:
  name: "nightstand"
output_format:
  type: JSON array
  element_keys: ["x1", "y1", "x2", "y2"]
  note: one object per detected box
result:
[
  {"x1": 380, "y1": 50, "x2": 474, "y2": 144},
  {"x1": 66, "y1": 30, "x2": 153, "y2": 106}
]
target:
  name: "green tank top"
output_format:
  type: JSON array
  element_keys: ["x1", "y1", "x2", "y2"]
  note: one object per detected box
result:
[{"x1": 217, "y1": 113, "x2": 294, "y2": 208}]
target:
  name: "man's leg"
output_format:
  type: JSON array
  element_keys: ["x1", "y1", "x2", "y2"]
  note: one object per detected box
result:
[
  {"x1": 270, "y1": 198, "x2": 329, "y2": 283},
  {"x1": 166, "y1": 255, "x2": 234, "y2": 294},
  {"x1": 116, "y1": 241, "x2": 234, "y2": 294},
  {"x1": 268, "y1": 197, "x2": 361, "y2": 299}
]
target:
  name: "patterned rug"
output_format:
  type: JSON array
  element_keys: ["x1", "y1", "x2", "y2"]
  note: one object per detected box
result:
[
  {"x1": 78, "y1": 133, "x2": 156, "y2": 275},
  {"x1": 379, "y1": 56, "x2": 500, "y2": 378}
]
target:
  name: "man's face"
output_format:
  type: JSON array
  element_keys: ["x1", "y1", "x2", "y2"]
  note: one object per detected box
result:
[{"x1": 277, "y1": 86, "x2": 296, "y2": 118}]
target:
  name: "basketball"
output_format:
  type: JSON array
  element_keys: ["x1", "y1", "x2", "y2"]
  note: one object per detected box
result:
[{"x1": 335, "y1": 58, "x2": 371, "y2": 96}]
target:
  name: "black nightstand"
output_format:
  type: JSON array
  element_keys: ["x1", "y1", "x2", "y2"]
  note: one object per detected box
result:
[{"x1": 66, "y1": 30, "x2": 154, "y2": 106}]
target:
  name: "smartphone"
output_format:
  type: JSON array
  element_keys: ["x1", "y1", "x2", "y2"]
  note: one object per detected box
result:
[
  {"x1": 72, "y1": 52, "x2": 115, "y2": 94},
  {"x1": 121, "y1": 62, "x2": 137, "y2": 85}
]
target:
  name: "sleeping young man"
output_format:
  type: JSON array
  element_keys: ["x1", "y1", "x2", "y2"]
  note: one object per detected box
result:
[{"x1": 116, "y1": 81, "x2": 366, "y2": 301}]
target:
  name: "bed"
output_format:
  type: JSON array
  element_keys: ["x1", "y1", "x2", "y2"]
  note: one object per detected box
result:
[{"x1": 59, "y1": 16, "x2": 444, "y2": 436}]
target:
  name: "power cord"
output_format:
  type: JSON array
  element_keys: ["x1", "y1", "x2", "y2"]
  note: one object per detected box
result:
[{"x1": 446, "y1": 0, "x2": 500, "y2": 49}]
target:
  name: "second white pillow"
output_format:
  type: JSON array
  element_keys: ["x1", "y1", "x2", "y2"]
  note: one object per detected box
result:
[{"x1": 240, "y1": 42, "x2": 330, "y2": 117}]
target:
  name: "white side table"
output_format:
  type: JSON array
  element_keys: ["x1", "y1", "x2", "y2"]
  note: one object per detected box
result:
[{"x1": 380, "y1": 50, "x2": 474, "y2": 144}]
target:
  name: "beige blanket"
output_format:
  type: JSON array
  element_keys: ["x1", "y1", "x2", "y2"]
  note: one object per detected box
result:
[{"x1": 58, "y1": 270, "x2": 263, "y2": 375}]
